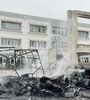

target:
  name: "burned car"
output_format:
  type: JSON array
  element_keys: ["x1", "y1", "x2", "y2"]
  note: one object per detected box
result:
[
  {"x1": 68, "y1": 69, "x2": 90, "y2": 88},
  {"x1": 83, "y1": 70, "x2": 90, "y2": 88}
]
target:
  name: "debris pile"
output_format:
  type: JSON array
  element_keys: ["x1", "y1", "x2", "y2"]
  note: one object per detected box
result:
[
  {"x1": 0, "y1": 70, "x2": 90, "y2": 98},
  {"x1": 0, "y1": 74, "x2": 76, "y2": 97},
  {"x1": 69, "y1": 70, "x2": 90, "y2": 88}
]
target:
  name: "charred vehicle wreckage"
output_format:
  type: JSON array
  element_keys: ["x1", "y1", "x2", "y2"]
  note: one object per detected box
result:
[
  {"x1": 0, "y1": 48, "x2": 89, "y2": 99},
  {"x1": 0, "y1": 70, "x2": 90, "y2": 98}
]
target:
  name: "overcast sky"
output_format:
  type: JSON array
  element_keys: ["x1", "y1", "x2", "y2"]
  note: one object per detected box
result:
[{"x1": 0, "y1": 0, "x2": 90, "y2": 21}]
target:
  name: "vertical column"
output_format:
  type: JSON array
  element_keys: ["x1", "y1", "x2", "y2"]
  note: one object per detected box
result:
[
  {"x1": 22, "y1": 20, "x2": 29, "y2": 34},
  {"x1": 48, "y1": 20, "x2": 51, "y2": 49},
  {"x1": 67, "y1": 10, "x2": 78, "y2": 66},
  {"x1": 46, "y1": 20, "x2": 51, "y2": 75},
  {"x1": 21, "y1": 19, "x2": 29, "y2": 49},
  {"x1": 21, "y1": 38, "x2": 29, "y2": 49}
]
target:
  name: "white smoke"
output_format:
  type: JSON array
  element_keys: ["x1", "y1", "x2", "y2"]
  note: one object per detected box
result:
[
  {"x1": 0, "y1": 77, "x2": 4, "y2": 84},
  {"x1": 50, "y1": 52, "x2": 71, "y2": 77},
  {"x1": 17, "y1": 55, "x2": 32, "y2": 76}
]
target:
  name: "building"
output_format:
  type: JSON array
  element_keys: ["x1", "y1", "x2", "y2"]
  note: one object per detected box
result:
[
  {"x1": 67, "y1": 10, "x2": 90, "y2": 69},
  {"x1": 0, "y1": 11, "x2": 68, "y2": 72},
  {"x1": 0, "y1": 11, "x2": 90, "y2": 74},
  {"x1": 0, "y1": 11, "x2": 50, "y2": 72}
]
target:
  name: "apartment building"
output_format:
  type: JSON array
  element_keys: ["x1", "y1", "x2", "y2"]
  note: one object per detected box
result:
[
  {"x1": 0, "y1": 11, "x2": 67, "y2": 71},
  {"x1": 0, "y1": 11, "x2": 90, "y2": 71}
]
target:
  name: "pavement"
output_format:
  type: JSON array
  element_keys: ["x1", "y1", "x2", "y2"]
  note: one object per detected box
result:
[{"x1": 0, "y1": 91, "x2": 90, "y2": 100}]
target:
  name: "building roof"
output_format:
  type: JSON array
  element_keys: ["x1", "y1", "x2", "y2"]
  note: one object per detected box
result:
[
  {"x1": 0, "y1": 11, "x2": 67, "y2": 24},
  {"x1": 0, "y1": 11, "x2": 49, "y2": 22},
  {"x1": 0, "y1": 11, "x2": 90, "y2": 28}
]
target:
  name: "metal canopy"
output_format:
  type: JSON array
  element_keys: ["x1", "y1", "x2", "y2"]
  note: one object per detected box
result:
[{"x1": 0, "y1": 47, "x2": 45, "y2": 78}]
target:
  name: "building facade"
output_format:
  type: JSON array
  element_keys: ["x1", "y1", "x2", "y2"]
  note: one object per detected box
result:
[{"x1": 0, "y1": 11, "x2": 90, "y2": 73}]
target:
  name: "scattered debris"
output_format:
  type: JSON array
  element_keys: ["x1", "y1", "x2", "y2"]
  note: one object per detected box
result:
[
  {"x1": 0, "y1": 75, "x2": 77, "y2": 97},
  {"x1": 0, "y1": 69, "x2": 90, "y2": 98}
]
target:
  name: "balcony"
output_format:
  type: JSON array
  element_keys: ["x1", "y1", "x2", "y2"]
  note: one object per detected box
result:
[
  {"x1": 78, "y1": 61, "x2": 90, "y2": 69},
  {"x1": 77, "y1": 44, "x2": 90, "y2": 53}
]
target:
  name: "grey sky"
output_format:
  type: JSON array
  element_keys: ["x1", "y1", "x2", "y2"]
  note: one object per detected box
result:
[{"x1": 0, "y1": 0, "x2": 90, "y2": 20}]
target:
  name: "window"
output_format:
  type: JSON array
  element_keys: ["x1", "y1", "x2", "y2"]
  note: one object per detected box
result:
[
  {"x1": 30, "y1": 24, "x2": 47, "y2": 33},
  {"x1": 1, "y1": 21, "x2": 21, "y2": 31},
  {"x1": 52, "y1": 26, "x2": 67, "y2": 36},
  {"x1": 30, "y1": 41, "x2": 46, "y2": 48},
  {"x1": 52, "y1": 41, "x2": 67, "y2": 48},
  {"x1": 78, "y1": 31, "x2": 89, "y2": 38},
  {"x1": 52, "y1": 41, "x2": 56, "y2": 48},
  {"x1": 52, "y1": 27, "x2": 58, "y2": 35},
  {"x1": 1, "y1": 38, "x2": 21, "y2": 46}
]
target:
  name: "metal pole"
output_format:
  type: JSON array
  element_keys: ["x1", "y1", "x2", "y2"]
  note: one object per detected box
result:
[
  {"x1": 56, "y1": 36, "x2": 58, "y2": 66},
  {"x1": 14, "y1": 50, "x2": 20, "y2": 79},
  {"x1": 37, "y1": 50, "x2": 45, "y2": 76},
  {"x1": 31, "y1": 50, "x2": 37, "y2": 77}
]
